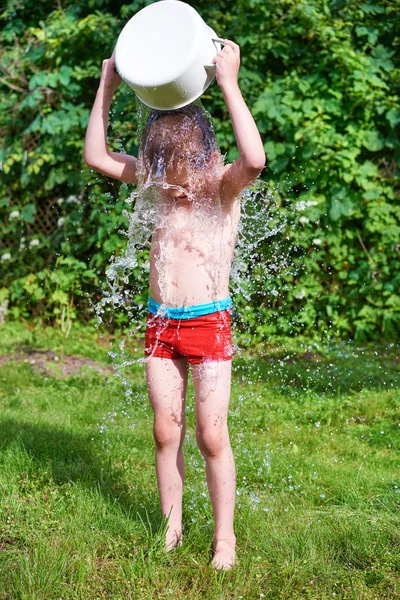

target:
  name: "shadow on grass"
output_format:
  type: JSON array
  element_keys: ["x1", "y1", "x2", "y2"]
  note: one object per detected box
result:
[{"x1": 0, "y1": 419, "x2": 161, "y2": 532}]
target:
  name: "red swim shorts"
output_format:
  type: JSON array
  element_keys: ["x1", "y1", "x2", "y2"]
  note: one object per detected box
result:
[{"x1": 144, "y1": 310, "x2": 233, "y2": 364}]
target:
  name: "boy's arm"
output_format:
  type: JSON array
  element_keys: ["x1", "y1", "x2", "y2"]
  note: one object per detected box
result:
[
  {"x1": 213, "y1": 40, "x2": 265, "y2": 203},
  {"x1": 84, "y1": 53, "x2": 138, "y2": 184}
]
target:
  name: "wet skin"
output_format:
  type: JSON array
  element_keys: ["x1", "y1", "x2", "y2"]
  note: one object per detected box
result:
[
  {"x1": 84, "y1": 39, "x2": 265, "y2": 571},
  {"x1": 149, "y1": 165, "x2": 241, "y2": 308}
]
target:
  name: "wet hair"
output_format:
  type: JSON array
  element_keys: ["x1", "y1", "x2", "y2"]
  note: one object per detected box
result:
[{"x1": 138, "y1": 104, "x2": 218, "y2": 183}]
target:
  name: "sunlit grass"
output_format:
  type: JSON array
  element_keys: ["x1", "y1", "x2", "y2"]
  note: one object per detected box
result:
[{"x1": 0, "y1": 323, "x2": 399, "y2": 599}]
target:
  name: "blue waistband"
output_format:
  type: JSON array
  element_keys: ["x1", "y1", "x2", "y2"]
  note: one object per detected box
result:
[{"x1": 148, "y1": 297, "x2": 232, "y2": 320}]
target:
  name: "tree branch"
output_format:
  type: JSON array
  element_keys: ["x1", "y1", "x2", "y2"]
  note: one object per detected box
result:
[
  {"x1": 356, "y1": 229, "x2": 376, "y2": 265},
  {"x1": 0, "y1": 76, "x2": 26, "y2": 94}
]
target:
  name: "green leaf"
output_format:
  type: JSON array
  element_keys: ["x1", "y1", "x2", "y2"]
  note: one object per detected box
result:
[
  {"x1": 341, "y1": 196, "x2": 354, "y2": 216},
  {"x1": 51, "y1": 289, "x2": 69, "y2": 305},
  {"x1": 268, "y1": 156, "x2": 289, "y2": 172},
  {"x1": 386, "y1": 109, "x2": 400, "y2": 128},
  {"x1": 362, "y1": 130, "x2": 385, "y2": 152},
  {"x1": 329, "y1": 201, "x2": 342, "y2": 222},
  {"x1": 21, "y1": 204, "x2": 36, "y2": 223},
  {"x1": 59, "y1": 65, "x2": 73, "y2": 86},
  {"x1": 355, "y1": 26, "x2": 379, "y2": 45},
  {"x1": 360, "y1": 4, "x2": 385, "y2": 14},
  {"x1": 28, "y1": 72, "x2": 48, "y2": 90},
  {"x1": 362, "y1": 188, "x2": 382, "y2": 201},
  {"x1": 357, "y1": 161, "x2": 379, "y2": 178}
]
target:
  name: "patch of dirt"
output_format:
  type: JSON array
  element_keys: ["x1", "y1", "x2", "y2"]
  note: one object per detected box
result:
[
  {"x1": 0, "y1": 350, "x2": 113, "y2": 378},
  {"x1": 299, "y1": 351, "x2": 323, "y2": 361},
  {"x1": 260, "y1": 351, "x2": 324, "y2": 363},
  {"x1": 0, "y1": 537, "x2": 18, "y2": 552}
]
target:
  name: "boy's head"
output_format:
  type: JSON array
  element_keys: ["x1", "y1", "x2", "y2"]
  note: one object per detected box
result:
[{"x1": 138, "y1": 104, "x2": 220, "y2": 188}]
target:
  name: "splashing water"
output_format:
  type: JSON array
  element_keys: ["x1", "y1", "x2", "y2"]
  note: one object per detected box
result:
[
  {"x1": 95, "y1": 101, "x2": 288, "y2": 334},
  {"x1": 93, "y1": 100, "x2": 292, "y2": 452},
  {"x1": 89, "y1": 101, "x2": 399, "y2": 525}
]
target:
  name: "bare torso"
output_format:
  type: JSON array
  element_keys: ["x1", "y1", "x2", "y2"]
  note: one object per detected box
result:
[{"x1": 149, "y1": 196, "x2": 240, "y2": 307}]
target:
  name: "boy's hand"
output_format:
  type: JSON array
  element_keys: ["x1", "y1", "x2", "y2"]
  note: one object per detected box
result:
[
  {"x1": 100, "y1": 51, "x2": 122, "y2": 92},
  {"x1": 213, "y1": 39, "x2": 240, "y2": 92}
]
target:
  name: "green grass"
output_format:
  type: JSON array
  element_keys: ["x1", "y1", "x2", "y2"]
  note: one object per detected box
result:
[{"x1": 0, "y1": 322, "x2": 399, "y2": 599}]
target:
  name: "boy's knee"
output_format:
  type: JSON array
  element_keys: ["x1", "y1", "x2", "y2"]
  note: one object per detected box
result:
[
  {"x1": 153, "y1": 420, "x2": 184, "y2": 450},
  {"x1": 196, "y1": 428, "x2": 227, "y2": 458}
]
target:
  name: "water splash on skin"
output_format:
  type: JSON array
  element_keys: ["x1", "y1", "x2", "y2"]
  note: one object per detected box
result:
[{"x1": 93, "y1": 100, "x2": 290, "y2": 445}]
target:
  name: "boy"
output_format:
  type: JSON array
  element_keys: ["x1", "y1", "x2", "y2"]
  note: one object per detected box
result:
[{"x1": 84, "y1": 39, "x2": 265, "y2": 570}]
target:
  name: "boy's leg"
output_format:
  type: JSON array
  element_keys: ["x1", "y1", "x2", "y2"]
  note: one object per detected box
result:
[
  {"x1": 146, "y1": 356, "x2": 188, "y2": 549},
  {"x1": 191, "y1": 360, "x2": 236, "y2": 569}
]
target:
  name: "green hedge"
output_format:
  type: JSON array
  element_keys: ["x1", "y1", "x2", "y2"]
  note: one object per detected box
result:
[{"x1": 0, "y1": 0, "x2": 399, "y2": 339}]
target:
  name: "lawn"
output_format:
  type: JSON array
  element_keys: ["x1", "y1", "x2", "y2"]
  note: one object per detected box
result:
[{"x1": 0, "y1": 322, "x2": 399, "y2": 599}]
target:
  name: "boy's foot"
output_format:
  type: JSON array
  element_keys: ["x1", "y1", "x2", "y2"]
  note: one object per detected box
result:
[
  {"x1": 211, "y1": 538, "x2": 236, "y2": 571},
  {"x1": 165, "y1": 529, "x2": 182, "y2": 552}
]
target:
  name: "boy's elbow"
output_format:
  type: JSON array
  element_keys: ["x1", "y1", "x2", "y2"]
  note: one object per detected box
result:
[
  {"x1": 247, "y1": 154, "x2": 266, "y2": 175},
  {"x1": 83, "y1": 147, "x2": 92, "y2": 167},
  {"x1": 84, "y1": 149, "x2": 101, "y2": 171},
  {"x1": 83, "y1": 146, "x2": 94, "y2": 168},
  {"x1": 255, "y1": 155, "x2": 267, "y2": 173}
]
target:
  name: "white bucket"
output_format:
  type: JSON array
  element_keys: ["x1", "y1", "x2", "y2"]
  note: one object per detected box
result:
[{"x1": 115, "y1": 0, "x2": 223, "y2": 110}]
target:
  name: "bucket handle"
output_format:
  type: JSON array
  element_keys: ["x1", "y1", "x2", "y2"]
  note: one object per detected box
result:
[{"x1": 204, "y1": 38, "x2": 226, "y2": 69}]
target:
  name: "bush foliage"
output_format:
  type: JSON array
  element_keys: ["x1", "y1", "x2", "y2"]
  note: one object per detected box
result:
[{"x1": 0, "y1": 0, "x2": 399, "y2": 339}]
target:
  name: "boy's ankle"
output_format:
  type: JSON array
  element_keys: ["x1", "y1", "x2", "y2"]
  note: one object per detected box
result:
[
  {"x1": 212, "y1": 536, "x2": 237, "y2": 571},
  {"x1": 213, "y1": 534, "x2": 236, "y2": 547},
  {"x1": 166, "y1": 527, "x2": 183, "y2": 551}
]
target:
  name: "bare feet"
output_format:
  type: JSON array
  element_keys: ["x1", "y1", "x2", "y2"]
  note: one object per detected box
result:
[
  {"x1": 211, "y1": 538, "x2": 236, "y2": 570},
  {"x1": 165, "y1": 528, "x2": 182, "y2": 552}
]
